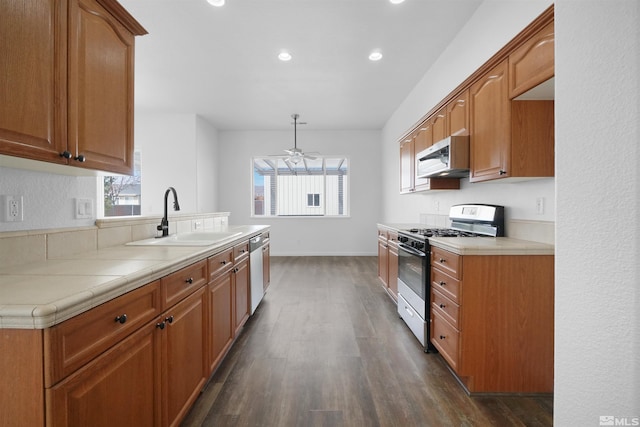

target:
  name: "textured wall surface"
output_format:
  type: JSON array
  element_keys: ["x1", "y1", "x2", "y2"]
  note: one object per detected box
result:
[
  {"x1": 554, "y1": 1, "x2": 640, "y2": 424},
  {"x1": 0, "y1": 166, "x2": 97, "y2": 232}
]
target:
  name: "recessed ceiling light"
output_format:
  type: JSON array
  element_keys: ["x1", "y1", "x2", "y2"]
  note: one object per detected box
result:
[
  {"x1": 389, "y1": 0, "x2": 405, "y2": 4},
  {"x1": 369, "y1": 51, "x2": 383, "y2": 61},
  {"x1": 207, "y1": 0, "x2": 225, "y2": 7},
  {"x1": 278, "y1": 52, "x2": 292, "y2": 61}
]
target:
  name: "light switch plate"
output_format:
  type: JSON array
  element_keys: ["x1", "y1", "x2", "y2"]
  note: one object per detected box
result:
[{"x1": 75, "y1": 198, "x2": 93, "y2": 219}]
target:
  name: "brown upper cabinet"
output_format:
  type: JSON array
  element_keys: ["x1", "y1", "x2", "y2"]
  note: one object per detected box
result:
[
  {"x1": 398, "y1": 5, "x2": 554, "y2": 188},
  {"x1": 447, "y1": 89, "x2": 469, "y2": 137},
  {"x1": 0, "y1": 0, "x2": 147, "y2": 175},
  {"x1": 509, "y1": 21, "x2": 555, "y2": 99}
]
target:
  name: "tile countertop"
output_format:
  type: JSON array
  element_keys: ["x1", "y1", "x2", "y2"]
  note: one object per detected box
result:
[
  {"x1": 0, "y1": 225, "x2": 269, "y2": 330},
  {"x1": 378, "y1": 223, "x2": 554, "y2": 256}
]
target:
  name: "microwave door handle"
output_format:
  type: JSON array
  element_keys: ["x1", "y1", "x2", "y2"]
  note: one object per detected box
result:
[{"x1": 398, "y1": 243, "x2": 427, "y2": 257}]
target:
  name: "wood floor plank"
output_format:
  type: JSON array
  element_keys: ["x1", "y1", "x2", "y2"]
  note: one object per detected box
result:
[{"x1": 181, "y1": 256, "x2": 553, "y2": 427}]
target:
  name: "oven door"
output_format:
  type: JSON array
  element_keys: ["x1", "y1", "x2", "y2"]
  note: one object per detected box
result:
[{"x1": 397, "y1": 242, "x2": 427, "y2": 303}]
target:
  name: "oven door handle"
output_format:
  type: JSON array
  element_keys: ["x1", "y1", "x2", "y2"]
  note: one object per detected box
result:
[{"x1": 398, "y1": 243, "x2": 427, "y2": 257}]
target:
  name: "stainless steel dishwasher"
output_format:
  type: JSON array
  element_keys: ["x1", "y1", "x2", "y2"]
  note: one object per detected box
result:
[{"x1": 249, "y1": 234, "x2": 265, "y2": 314}]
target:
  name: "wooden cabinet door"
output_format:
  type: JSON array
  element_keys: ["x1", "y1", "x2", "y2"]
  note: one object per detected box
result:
[
  {"x1": 0, "y1": 0, "x2": 67, "y2": 164},
  {"x1": 509, "y1": 21, "x2": 554, "y2": 98},
  {"x1": 388, "y1": 241, "x2": 398, "y2": 301},
  {"x1": 469, "y1": 60, "x2": 511, "y2": 182},
  {"x1": 377, "y1": 237, "x2": 389, "y2": 286},
  {"x1": 208, "y1": 270, "x2": 234, "y2": 373},
  {"x1": 68, "y1": 0, "x2": 136, "y2": 174},
  {"x1": 447, "y1": 90, "x2": 469, "y2": 136},
  {"x1": 160, "y1": 287, "x2": 208, "y2": 427},
  {"x1": 413, "y1": 122, "x2": 432, "y2": 191},
  {"x1": 431, "y1": 107, "x2": 447, "y2": 143},
  {"x1": 399, "y1": 138, "x2": 414, "y2": 193},
  {"x1": 233, "y1": 257, "x2": 250, "y2": 334},
  {"x1": 48, "y1": 321, "x2": 161, "y2": 427}
]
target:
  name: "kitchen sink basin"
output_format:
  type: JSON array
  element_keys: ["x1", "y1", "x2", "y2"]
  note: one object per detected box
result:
[{"x1": 126, "y1": 231, "x2": 243, "y2": 247}]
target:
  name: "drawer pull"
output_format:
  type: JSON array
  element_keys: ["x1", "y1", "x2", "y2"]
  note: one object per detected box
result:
[
  {"x1": 220, "y1": 260, "x2": 227, "y2": 265},
  {"x1": 156, "y1": 321, "x2": 165, "y2": 330},
  {"x1": 439, "y1": 335, "x2": 446, "y2": 340},
  {"x1": 439, "y1": 258, "x2": 446, "y2": 263},
  {"x1": 439, "y1": 303, "x2": 446, "y2": 308},
  {"x1": 114, "y1": 314, "x2": 127, "y2": 324},
  {"x1": 185, "y1": 277, "x2": 194, "y2": 284},
  {"x1": 439, "y1": 281, "x2": 446, "y2": 286},
  {"x1": 165, "y1": 315, "x2": 174, "y2": 324}
]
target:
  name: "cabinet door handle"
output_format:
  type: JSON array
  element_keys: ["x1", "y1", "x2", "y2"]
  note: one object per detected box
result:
[
  {"x1": 439, "y1": 304, "x2": 446, "y2": 308},
  {"x1": 185, "y1": 277, "x2": 194, "y2": 284},
  {"x1": 439, "y1": 281, "x2": 446, "y2": 286},
  {"x1": 156, "y1": 321, "x2": 165, "y2": 330},
  {"x1": 74, "y1": 154, "x2": 86, "y2": 162},
  {"x1": 60, "y1": 151, "x2": 72, "y2": 159},
  {"x1": 114, "y1": 314, "x2": 127, "y2": 324},
  {"x1": 165, "y1": 315, "x2": 174, "y2": 324},
  {"x1": 439, "y1": 335, "x2": 446, "y2": 340},
  {"x1": 439, "y1": 258, "x2": 446, "y2": 263},
  {"x1": 499, "y1": 169, "x2": 507, "y2": 175},
  {"x1": 220, "y1": 260, "x2": 227, "y2": 265}
]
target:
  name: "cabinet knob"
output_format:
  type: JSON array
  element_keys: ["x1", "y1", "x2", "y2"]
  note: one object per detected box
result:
[
  {"x1": 499, "y1": 169, "x2": 507, "y2": 175},
  {"x1": 74, "y1": 154, "x2": 86, "y2": 162},
  {"x1": 439, "y1": 304, "x2": 446, "y2": 308},
  {"x1": 439, "y1": 258, "x2": 446, "y2": 263},
  {"x1": 439, "y1": 335, "x2": 446, "y2": 340},
  {"x1": 60, "y1": 151, "x2": 72, "y2": 159},
  {"x1": 114, "y1": 314, "x2": 127, "y2": 324},
  {"x1": 185, "y1": 277, "x2": 194, "y2": 284},
  {"x1": 439, "y1": 281, "x2": 446, "y2": 286},
  {"x1": 165, "y1": 315, "x2": 174, "y2": 324},
  {"x1": 156, "y1": 321, "x2": 165, "y2": 330},
  {"x1": 220, "y1": 260, "x2": 227, "y2": 265}
]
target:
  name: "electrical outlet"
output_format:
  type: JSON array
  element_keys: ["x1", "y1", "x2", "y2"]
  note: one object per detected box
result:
[
  {"x1": 536, "y1": 197, "x2": 545, "y2": 215},
  {"x1": 3, "y1": 195, "x2": 24, "y2": 222}
]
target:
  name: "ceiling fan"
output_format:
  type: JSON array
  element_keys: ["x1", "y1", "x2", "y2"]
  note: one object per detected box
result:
[{"x1": 272, "y1": 113, "x2": 319, "y2": 164}]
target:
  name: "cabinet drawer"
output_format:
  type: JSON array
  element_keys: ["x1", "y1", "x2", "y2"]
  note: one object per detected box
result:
[
  {"x1": 431, "y1": 268, "x2": 461, "y2": 304},
  {"x1": 161, "y1": 260, "x2": 208, "y2": 309},
  {"x1": 431, "y1": 247, "x2": 461, "y2": 279},
  {"x1": 44, "y1": 280, "x2": 161, "y2": 386},
  {"x1": 431, "y1": 288, "x2": 459, "y2": 329},
  {"x1": 431, "y1": 310, "x2": 459, "y2": 371},
  {"x1": 208, "y1": 248, "x2": 234, "y2": 280},
  {"x1": 233, "y1": 241, "x2": 249, "y2": 261}
]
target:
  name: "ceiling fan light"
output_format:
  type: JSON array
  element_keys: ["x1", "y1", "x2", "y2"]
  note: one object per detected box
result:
[
  {"x1": 369, "y1": 51, "x2": 383, "y2": 61},
  {"x1": 289, "y1": 156, "x2": 301, "y2": 164},
  {"x1": 207, "y1": 0, "x2": 225, "y2": 6}
]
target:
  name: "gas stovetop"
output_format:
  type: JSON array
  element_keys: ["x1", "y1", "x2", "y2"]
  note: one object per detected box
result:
[{"x1": 403, "y1": 228, "x2": 481, "y2": 238}]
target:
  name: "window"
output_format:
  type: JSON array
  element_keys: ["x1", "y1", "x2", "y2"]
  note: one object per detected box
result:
[
  {"x1": 102, "y1": 151, "x2": 142, "y2": 217},
  {"x1": 252, "y1": 156, "x2": 348, "y2": 217}
]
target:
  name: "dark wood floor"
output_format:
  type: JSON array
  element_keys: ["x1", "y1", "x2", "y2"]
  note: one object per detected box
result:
[{"x1": 181, "y1": 256, "x2": 553, "y2": 427}]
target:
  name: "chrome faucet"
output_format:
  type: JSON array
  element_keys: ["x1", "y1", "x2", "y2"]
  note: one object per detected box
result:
[{"x1": 157, "y1": 187, "x2": 180, "y2": 237}]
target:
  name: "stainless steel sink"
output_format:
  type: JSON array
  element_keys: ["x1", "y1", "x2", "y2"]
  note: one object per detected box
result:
[{"x1": 126, "y1": 231, "x2": 243, "y2": 246}]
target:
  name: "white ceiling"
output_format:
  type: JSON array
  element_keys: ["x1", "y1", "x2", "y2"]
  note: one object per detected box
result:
[{"x1": 119, "y1": 0, "x2": 483, "y2": 130}]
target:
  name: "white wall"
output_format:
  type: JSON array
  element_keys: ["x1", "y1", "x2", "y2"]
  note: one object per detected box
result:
[
  {"x1": 554, "y1": 1, "x2": 639, "y2": 424},
  {"x1": 135, "y1": 113, "x2": 219, "y2": 216},
  {"x1": 381, "y1": 0, "x2": 555, "y2": 225},
  {"x1": 217, "y1": 130, "x2": 381, "y2": 256}
]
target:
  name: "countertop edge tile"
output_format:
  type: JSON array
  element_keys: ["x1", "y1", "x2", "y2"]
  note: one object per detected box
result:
[{"x1": 0, "y1": 225, "x2": 269, "y2": 329}]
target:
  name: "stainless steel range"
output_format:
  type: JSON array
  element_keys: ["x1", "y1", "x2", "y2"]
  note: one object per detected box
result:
[{"x1": 396, "y1": 204, "x2": 505, "y2": 352}]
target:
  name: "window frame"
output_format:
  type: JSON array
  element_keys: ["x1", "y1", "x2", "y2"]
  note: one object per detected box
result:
[{"x1": 251, "y1": 155, "x2": 350, "y2": 218}]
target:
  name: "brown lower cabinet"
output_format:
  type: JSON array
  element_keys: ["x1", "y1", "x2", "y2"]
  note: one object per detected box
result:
[
  {"x1": 430, "y1": 246, "x2": 554, "y2": 394},
  {"x1": 0, "y1": 237, "x2": 264, "y2": 426}
]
